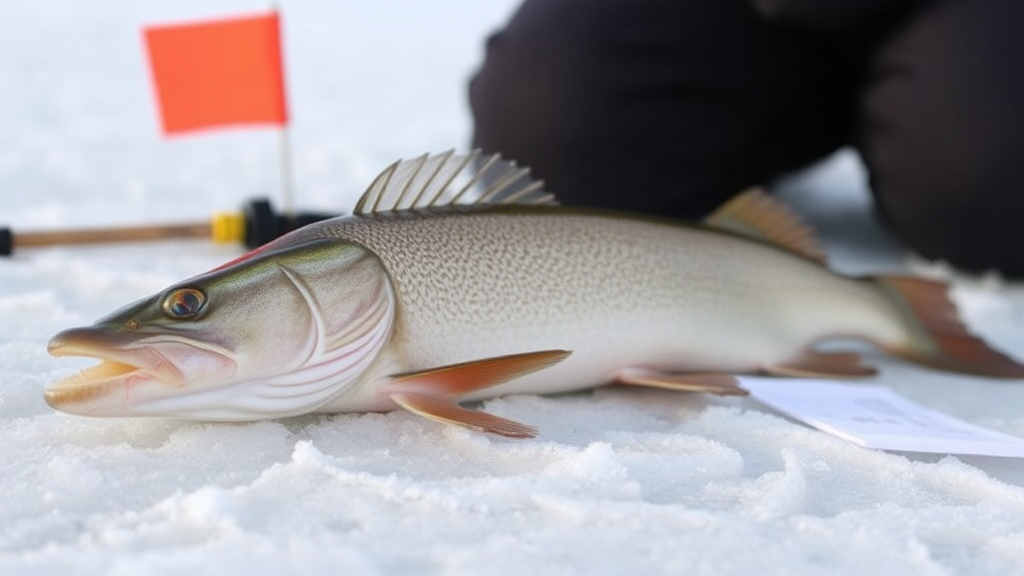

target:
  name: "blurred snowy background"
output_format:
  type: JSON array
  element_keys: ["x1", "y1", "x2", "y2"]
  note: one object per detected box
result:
[{"x1": 2, "y1": 1, "x2": 1024, "y2": 575}]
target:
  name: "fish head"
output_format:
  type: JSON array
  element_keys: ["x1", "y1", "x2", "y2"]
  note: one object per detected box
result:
[{"x1": 45, "y1": 238, "x2": 395, "y2": 420}]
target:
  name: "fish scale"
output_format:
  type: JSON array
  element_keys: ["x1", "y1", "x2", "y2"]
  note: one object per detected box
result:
[{"x1": 292, "y1": 205, "x2": 902, "y2": 399}]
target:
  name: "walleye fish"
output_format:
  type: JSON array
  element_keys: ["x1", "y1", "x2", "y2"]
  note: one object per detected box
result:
[{"x1": 46, "y1": 151, "x2": 1024, "y2": 437}]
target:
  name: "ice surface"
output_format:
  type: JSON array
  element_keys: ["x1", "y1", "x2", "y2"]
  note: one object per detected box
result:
[{"x1": 2, "y1": 1, "x2": 1024, "y2": 575}]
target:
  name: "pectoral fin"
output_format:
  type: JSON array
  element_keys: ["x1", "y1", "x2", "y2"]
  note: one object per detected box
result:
[
  {"x1": 763, "y1": 351, "x2": 877, "y2": 378},
  {"x1": 613, "y1": 367, "x2": 749, "y2": 396},
  {"x1": 380, "y1": 350, "x2": 571, "y2": 438}
]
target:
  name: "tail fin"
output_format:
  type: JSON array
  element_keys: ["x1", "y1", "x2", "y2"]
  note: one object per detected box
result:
[{"x1": 875, "y1": 276, "x2": 1024, "y2": 378}]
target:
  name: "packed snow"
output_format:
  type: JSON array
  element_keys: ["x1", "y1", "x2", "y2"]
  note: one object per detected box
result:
[{"x1": 2, "y1": 1, "x2": 1023, "y2": 574}]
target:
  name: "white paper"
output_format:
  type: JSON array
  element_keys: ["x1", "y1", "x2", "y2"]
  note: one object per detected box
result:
[{"x1": 740, "y1": 377, "x2": 1024, "y2": 458}]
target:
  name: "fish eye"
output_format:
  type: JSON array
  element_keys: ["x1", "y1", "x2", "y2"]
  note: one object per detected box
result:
[{"x1": 162, "y1": 288, "x2": 207, "y2": 319}]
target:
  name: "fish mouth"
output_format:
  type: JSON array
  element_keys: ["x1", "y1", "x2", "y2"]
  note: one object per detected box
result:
[
  {"x1": 45, "y1": 327, "x2": 187, "y2": 412},
  {"x1": 43, "y1": 359, "x2": 145, "y2": 406}
]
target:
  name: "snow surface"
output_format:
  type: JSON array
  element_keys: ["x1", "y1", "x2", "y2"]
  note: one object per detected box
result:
[{"x1": 2, "y1": 1, "x2": 1024, "y2": 574}]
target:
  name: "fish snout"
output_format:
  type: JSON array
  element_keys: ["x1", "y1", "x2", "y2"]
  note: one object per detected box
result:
[{"x1": 47, "y1": 326, "x2": 93, "y2": 357}]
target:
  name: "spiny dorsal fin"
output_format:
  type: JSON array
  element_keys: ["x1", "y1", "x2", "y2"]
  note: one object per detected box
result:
[
  {"x1": 704, "y1": 188, "x2": 828, "y2": 264},
  {"x1": 353, "y1": 150, "x2": 556, "y2": 215}
]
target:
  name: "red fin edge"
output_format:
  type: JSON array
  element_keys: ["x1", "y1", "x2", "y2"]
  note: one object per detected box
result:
[{"x1": 877, "y1": 276, "x2": 1024, "y2": 378}]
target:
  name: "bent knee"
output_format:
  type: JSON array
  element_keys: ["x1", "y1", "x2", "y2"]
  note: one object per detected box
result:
[{"x1": 871, "y1": 166, "x2": 1024, "y2": 276}]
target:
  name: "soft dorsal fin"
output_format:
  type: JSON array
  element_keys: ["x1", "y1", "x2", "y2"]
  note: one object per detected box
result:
[
  {"x1": 704, "y1": 188, "x2": 828, "y2": 264},
  {"x1": 353, "y1": 150, "x2": 556, "y2": 215}
]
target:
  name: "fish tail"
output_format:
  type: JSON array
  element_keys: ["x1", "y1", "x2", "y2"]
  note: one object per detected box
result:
[{"x1": 874, "y1": 276, "x2": 1024, "y2": 378}]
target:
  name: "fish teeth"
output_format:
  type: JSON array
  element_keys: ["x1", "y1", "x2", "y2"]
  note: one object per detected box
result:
[{"x1": 49, "y1": 360, "x2": 137, "y2": 390}]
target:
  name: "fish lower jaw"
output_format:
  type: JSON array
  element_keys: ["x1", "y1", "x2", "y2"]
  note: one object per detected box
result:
[{"x1": 44, "y1": 360, "x2": 144, "y2": 408}]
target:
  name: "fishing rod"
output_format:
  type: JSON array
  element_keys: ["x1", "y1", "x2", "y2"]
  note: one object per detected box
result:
[{"x1": 0, "y1": 198, "x2": 338, "y2": 256}]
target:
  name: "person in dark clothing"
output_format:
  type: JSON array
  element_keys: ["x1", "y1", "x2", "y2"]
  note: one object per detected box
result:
[{"x1": 469, "y1": 0, "x2": 1024, "y2": 277}]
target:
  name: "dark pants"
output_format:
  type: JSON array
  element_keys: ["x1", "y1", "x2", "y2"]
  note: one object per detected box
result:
[{"x1": 470, "y1": 0, "x2": 1024, "y2": 276}]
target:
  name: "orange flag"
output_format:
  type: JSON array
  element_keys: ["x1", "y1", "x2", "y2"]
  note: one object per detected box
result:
[{"x1": 143, "y1": 12, "x2": 289, "y2": 135}]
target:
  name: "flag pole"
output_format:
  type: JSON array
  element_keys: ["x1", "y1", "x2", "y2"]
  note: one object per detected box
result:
[
  {"x1": 272, "y1": 3, "x2": 296, "y2": 218},
  {"x1": 278, "y1": 125, "x2": 296, "y2": 218}
]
